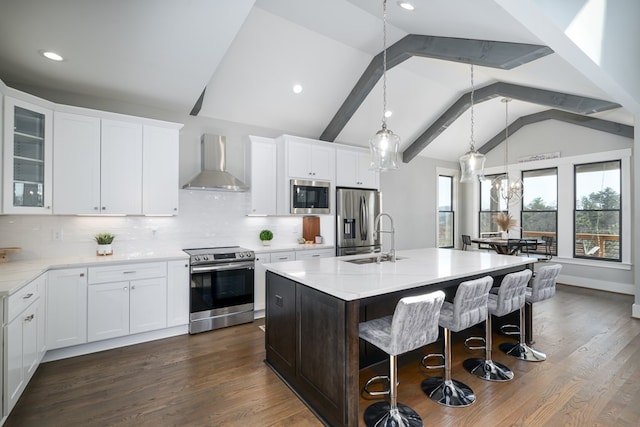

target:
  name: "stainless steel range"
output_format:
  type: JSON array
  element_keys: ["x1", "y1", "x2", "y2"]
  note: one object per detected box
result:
[{"x1": 184, "y1": 246, "x2": 255, "y2": 334}]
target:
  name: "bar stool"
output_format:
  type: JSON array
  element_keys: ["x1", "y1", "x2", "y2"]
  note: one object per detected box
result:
[
  {"x1": 463, "y1": 269, "x2": 532, "y2": 381},
  {"x1": 500, "y1": 264, "x2": 562, "y2": 362},
  {"x1": 420, "y1": 276, "x2": 493, "y2": 407},
  {"x1": 359, "y1": 290, "x2": 445, "y2": 427}
]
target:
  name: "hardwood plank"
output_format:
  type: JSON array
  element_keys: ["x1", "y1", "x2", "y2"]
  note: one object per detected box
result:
[{"x1": 5, "y1": 284, "x2": 640, "y2": 427}]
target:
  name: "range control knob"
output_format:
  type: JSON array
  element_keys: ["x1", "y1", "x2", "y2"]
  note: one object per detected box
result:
[
  {"x1": 238, "y1": 253, "x2": 245, "y2": 258},
  {"x1": 194, "y1": 256, "x2": 200, "y2": 261},
  {"x1": 245, "y1": 252, "x2": 253, "y2": 258},
  {"x1": 203, "y1": 255, "x2": 209, "y2": 261}
]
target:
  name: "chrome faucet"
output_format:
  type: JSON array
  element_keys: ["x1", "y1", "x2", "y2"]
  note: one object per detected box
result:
[{"x1": 374, "y1": 212, "x2": 396, "y2": 263}]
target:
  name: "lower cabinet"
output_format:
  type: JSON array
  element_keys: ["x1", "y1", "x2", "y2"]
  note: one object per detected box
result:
[
  {"x1": 255, "y1": 251, "x2": 295, "y2": 313},
  {"x1": 295, "y1": 248, "x2": 334, "y2": 260},
  {"x1": 167, "y1": 260, "x2": 189, "y2": 327},
  {"x1": 47, "y1": 268, "x2": 88, "y2": 350},
  {"x1": 4, "y1": 273, "x2": 46, "y2": 416},
  {"x1": 88, "y1": 277, "x2": 167, "y2": 342}
]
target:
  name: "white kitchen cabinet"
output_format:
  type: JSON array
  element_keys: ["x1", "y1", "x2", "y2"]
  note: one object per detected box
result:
[
  {"x1": 254, "y1": 251, "x2": 295, "y2": 314},
  {"x1": 167, "y1": 260, "x2": 189, "y2": 327},
  {"x1": 3, "y1": 97, "x2": 53, "y2": 214},
  {"x1": 287, "y1": 138, "x2": 335, "y2": 181},
  {"x1": 129, "y1": 277, "x2": 167, "y2": 334},
  {"x1": 142, "y1": 125, "x2": 179, "y2": 215},
  {"x1": 87, "y1": 262, "x2": 168, "y2": 342},
  {"x1": 247, "y1": 136, "x2": 277, "y2": 215},
  {"x1": 100, "y1": 119, "x2": 143, "y2": 214},
  {"x1": 336, "y1": 147, "x2": 379, "y2": 190},
  {"x1": 88, "y1": 281, "x2": 130, "y2": 342},
  {"x1": 53, "y1": 112, "x2": 101, "y2": 214},
  {"x1": 4, "y1": 273, "x2": 46, "y2": 415},
  {"x1": 295, "y1": 248, "x2": 335, "y2": 260},
  {"x1": 46, "y1": 267, "x2": 88, "y2": 350}
]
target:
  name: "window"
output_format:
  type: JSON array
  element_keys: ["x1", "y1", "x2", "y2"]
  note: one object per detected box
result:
[
  {"x1": 521, "y1": 168, "x2": 557, "y2": 255},
  {"x1": 574, "y1": 160, "x2": 621, "y2": 261},
  {"x1": 479, "y1": 173, "x2": 507, "y2": 238},
  {"x1": 438, "y1": 175, "x2": 454, "y2": 248}
]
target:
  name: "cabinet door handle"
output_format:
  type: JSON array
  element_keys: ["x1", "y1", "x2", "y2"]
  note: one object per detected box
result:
[
  {"x1": 131, "y1": 285, "x2": 136, "y2": 290},
  {"x1": 24, "y1": 314, "x2": 34, "y2": 322},
  {"x1": 80, "y1": 273, "x2": 85, "y2": 277},
  {"x1": 276, "y1": 257, "x2": 288, "y2": 260},
  {"x1": 184, "y1": 264, "x2": 188, "y2": 268},
  {"x1": 101, "y1": 206, "x2": 106, "y2": 210},
  {"x1": 94, "y1": 207, "x2": 99, "y2": 211},
  {"x1": 123, "y1": 287, "x2": 128, "y2": 291},
  {"x1": 23, "y1": 293, "x2": 34, "y2": 300}
]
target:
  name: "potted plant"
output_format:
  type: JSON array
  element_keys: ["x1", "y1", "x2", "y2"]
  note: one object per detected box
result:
[
  {"x1": 95, "y1": 232, "x2": 115, "y2": 256},
  {"x1": 259, "y1": 229, "x2": 273, "y2": 246},
  {"x1": 493, "y1": 212, "x2": 518, "y2": 237}
]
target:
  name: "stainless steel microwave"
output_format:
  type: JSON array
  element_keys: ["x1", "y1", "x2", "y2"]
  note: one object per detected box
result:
[{"x1": 290, "y1": 179, "x2": 330, "y2": 214}]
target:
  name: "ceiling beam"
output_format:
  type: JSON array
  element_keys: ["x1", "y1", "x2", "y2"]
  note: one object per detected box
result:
[
  {"x1": 480, "y1": 109, "x2": 634, "y2": 154},
  {"x1": 401, "y1": 82, "x2": 622, "y2": 162},
  {"x1": 319, "y1": 35, "x2": 553, "y2": 142},
  {"x1": 190, "y1": 87, "x2": 207, "y2": 116}
]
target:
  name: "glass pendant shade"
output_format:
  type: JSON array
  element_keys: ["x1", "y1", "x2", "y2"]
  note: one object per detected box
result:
[
  {"x1": 459, "y1": 150, "x2": 486, "y2": 182},
  {"x1": 370, "y1": 126, "x2": 400, "y2": 171}
]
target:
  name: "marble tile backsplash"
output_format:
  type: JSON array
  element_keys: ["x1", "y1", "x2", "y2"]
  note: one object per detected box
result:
[{"x1": 0, "y1": 190, "x2": 334, "y2": 261}]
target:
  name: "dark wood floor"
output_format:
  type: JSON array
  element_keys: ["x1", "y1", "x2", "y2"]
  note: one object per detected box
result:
[{"x1": 6, "y1": 284, "x2": 640, "y2": 427}]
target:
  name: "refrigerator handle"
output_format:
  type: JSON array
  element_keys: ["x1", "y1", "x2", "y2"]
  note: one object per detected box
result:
[{"x1": 360, "y1": 195, "x2": 368, "y2": 240}]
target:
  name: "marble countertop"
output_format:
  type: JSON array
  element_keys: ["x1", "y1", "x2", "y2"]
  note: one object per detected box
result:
[
  {"x1": 264, "y1": 248, "x2": 535, "y2": 301},
  {"x1": 0, "y1": 251, "x2": 188, "y2": 297}
]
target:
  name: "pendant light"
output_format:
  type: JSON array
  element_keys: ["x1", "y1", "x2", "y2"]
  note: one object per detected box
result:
[
  {"x1": 459, "y1": 64, "x2": 486, "y2": 182},
  {"x1": 369, "y1": 0, "x2": 400, "y2": 171},
  {"x1": 490, "y1": 98, "x2": 523, "y2": 205}
]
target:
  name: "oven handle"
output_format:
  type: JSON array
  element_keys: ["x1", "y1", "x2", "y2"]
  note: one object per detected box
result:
[{"x1": 191, "y1": 262, "x2": 255, "y2": 273}]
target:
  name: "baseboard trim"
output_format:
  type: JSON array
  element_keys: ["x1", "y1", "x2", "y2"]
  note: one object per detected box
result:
[
  {"x1": 558, "y1": 274, "x2": 634, "y2": 295},
  {"x1": 632, "y1": 304, "x2": 640, "y2": 319},
  {"x1": 42, "y1": 325, "x2": 189, "y2": 362}
]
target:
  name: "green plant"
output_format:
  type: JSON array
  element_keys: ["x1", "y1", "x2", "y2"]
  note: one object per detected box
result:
[
  {"x1": 259, "y1": 229, "x2": 273, "y2": 241},
  {"x1": 94, "y1": 232, "x2": 115, "y2": 245}
]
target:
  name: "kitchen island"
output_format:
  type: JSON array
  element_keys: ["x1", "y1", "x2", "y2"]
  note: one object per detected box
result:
[{"x1": 264, "y1": 248, "x2": 535, "y2": 427}]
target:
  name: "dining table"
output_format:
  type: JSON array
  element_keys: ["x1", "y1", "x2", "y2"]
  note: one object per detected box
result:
[{"x1": 471, "y1": 237, "x2": 544, "y2": 255}]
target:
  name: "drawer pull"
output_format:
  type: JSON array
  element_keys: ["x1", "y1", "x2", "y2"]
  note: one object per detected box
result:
[
  {"x1": 24, "y1": 314, "x2": 34, "y2": 322},
  {"x1": 23, "y1": 293, "x2": 34, "y2": 300},
  {"x1": 123, "y1": 271, "x2": 136, "y2": 274}
]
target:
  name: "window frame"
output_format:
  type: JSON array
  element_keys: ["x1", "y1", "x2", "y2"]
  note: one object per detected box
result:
[
  {"x1": 520, "y1": 167, "x2": 558, "y2": 256},
  {"x1": 437, "y1": 174, "x2": 455, "y2": 248},
  {"x1": 573, "y1": 160, "x2": 621, "y2": 262}
]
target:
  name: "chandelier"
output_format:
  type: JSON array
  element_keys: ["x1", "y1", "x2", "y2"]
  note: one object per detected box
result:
[
  {"x1": 490, "y1": 98, "x2": 523, "y2": 205},
  {"x1": 459, "y1": 64, "x2": 486, "y2": 182},
  {"x1": 369, "y1": 0, "x2": 400, "y2": 171}
]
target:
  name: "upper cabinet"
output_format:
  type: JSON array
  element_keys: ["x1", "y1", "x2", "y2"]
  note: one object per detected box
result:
[
  {"x1": 247, "y1": 136, "x2": 277, "y2": 216},
  {"x1": 52, "y1": 110, "x2": 181, "y2": 216},
  {"x1": 142, "y1": 125, "x2": 179, "y2": 215},
  {"x1": 286, "y1": 137, "x2": 335, "y2": 181},
  {"x1": 336, "y1": 147, "x2": 379, "y2": 190},
  {"x1": 3, "y1": 97, "x2": 53, "y2": 214}
]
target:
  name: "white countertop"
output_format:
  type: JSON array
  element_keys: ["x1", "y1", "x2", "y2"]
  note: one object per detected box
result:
[
  {"x1": 264, "y1": 248, "x2": 535, "y2": 301},
  {"x1": 0, "y1": 251, "x2": 188, "y2": 297}
]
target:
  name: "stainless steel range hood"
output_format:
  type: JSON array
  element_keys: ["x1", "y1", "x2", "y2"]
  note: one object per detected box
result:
[{"x1": 183, "y1": 134, "x2": 248, "y2": 191}]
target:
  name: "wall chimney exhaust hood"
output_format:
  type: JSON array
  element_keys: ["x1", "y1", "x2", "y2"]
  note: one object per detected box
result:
[{"x1": 183, "y1": 134, "x2": 248, "y2": 192}]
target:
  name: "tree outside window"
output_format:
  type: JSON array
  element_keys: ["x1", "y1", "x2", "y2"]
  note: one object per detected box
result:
[
  {"x1": 574, "y1": 161, "x2": 621, "y2": 261},
  {"x1": 521, "y1": 168, "x2": 557, "y2": 255}
]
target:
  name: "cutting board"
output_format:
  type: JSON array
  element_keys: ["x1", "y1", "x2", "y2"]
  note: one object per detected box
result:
[
  {"x1": 0, "y1": 247, "x2": 21, "y2": 263},
  {"x1": 302, "y1": 216, "x2": 320, "y2": 242}
]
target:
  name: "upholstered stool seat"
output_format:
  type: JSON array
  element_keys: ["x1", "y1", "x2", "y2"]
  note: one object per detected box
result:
[
  {"x1": 420, "y1": 276, "x2": 493, "y2": 407},
  {"x1": 359, "y1": 290, "x2": 445, "y2": 427},
  {"x1": 463, "y1": 269, "x2": 532, "y2": 381},
  {"x1": 500, "y1": 264, "x2": 562, "y2": 362}
]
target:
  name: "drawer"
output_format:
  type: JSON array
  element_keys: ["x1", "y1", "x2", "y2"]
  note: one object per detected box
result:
[
  {"x1": 295, "y1": 249, "x2": 334, "y2": 260},
  {"x1": 88, "y1": 262, "x2": 166, "y2": 284},
  {"x1": 270, "y1": 251, "x2": 296, "y2": 262},
  {"x1": 7, "y1": 275, "x2": 42, "y2": 323}
]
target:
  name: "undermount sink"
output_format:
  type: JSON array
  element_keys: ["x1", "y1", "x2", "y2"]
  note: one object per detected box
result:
[{"x1": 344, "y1": 255, "x2": 405, "y2": 264}]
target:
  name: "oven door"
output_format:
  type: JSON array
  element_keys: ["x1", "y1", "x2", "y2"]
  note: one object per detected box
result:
[{"x1": 190, "y1": 261, "x2": 255, "y2": 315}]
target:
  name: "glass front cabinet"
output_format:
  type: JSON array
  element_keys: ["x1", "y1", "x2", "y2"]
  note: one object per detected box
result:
[{"x1": 3, "y1": 97, "x2": 53, "y2": 214}]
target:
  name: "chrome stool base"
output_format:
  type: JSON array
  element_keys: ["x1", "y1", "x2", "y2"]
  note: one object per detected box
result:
[
  {"x1": 463, "y1": 358, "x2": 514, "y2": 382},
  {"x1": 421, "y1": 377, "x2": 475, "y2": 407},
  {"x1": 363, "y1": 402, "x2": 423, "y2": 427},
  {"x1": 500, "y1": 342, "x2": 547, "y2": 362}
]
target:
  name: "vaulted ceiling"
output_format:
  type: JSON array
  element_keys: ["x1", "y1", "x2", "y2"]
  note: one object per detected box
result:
[{"x1": 0, "y1": 0, "x2": 634, "y2": 164}]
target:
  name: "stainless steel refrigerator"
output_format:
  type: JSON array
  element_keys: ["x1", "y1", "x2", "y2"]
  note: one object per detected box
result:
[{"x1": 336, "y1": 187, "x2": 381, "y2": 256}]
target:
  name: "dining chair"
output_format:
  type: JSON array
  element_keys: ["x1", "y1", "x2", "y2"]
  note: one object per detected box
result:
[{"x1": 462, "y1": 235, "x2": 471, "y2": 251}]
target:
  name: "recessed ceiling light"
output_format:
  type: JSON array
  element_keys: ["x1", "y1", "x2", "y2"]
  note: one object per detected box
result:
[
  {"x1": 384, "y1": 110, "x2": 393, "y2": 118},
  {"x1": 292, "y1": 84, "x2": 303, "y2": 94},
  {"x1": 40, "y1": 50, "x2": 64, "y2": 61},
  {"x1": 397, "y1": 2, "x2": 415, "y2": 11}
]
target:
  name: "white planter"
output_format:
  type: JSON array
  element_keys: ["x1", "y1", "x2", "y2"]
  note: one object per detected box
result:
[
  {"x1": 97, "y1": 244, "x2": 113, "y2": 256},
  {"x1": 261, "y1": 240, "x2": 271, "y2": 246}
]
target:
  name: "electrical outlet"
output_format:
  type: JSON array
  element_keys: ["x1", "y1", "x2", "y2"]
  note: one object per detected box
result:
[{"x1": 52, "y1": 229, "x2": 63, "y2": 241}]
